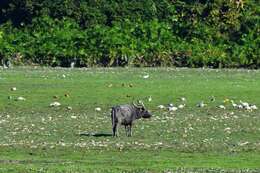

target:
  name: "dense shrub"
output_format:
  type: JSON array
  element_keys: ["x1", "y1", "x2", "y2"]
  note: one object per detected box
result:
[{"x1": 0, "y1": 0, "x2": 259, "y2": 68}]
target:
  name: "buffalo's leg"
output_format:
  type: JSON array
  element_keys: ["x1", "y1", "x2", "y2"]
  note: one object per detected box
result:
[
  {"x1": 129, "y1": 124, "x2": 132, "y2": 137},
  {"x1": 125, "y1": 125, "x2": 128, "y2": 136},
  {"x1": 127, "y1": 126, "x2": 131, "y2": 137}
]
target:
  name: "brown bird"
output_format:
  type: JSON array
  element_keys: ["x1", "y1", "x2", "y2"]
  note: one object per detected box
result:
[{"x1": 53, "y1": 95, "x2": 59, "y2": 99}]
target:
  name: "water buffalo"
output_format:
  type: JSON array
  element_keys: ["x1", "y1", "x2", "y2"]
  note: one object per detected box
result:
[{"x1": 111, "y1": 101, "x2": 152, "y2": 137}]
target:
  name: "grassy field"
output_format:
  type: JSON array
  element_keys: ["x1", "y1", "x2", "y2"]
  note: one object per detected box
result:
[{"x1": 0, "y1": 67, "x2": 260, "y2": 172}]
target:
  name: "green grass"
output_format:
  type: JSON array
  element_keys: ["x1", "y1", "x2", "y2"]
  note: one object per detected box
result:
[{"x1": 0, "y1": 67, "x2": 260, "y2": 172}]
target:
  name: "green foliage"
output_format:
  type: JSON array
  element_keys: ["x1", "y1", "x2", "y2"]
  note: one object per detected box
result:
[{"x1": 0, "y1": 0, "x2": 259, "y2": 67}]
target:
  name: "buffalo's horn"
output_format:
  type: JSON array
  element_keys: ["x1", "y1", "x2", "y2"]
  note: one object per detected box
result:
[
  {"x1": 133, "y1": 101, "x2": 142, "y2": 108},
  {"x1": 139, "y1": 100, "x2": 145, "y2": 107}
]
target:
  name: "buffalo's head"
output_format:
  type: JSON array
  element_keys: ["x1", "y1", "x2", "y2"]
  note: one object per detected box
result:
[{"x1": 133, "y1": 101, "x2": 152, "y2": 119}]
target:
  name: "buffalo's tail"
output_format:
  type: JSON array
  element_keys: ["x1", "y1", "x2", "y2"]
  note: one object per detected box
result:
[{"x1": 111, "y1": 107, "x2": 115, "y2": 126}]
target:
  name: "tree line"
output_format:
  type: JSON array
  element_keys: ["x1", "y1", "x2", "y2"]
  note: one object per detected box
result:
[{"x1": 0, "y1": 0, "x2": 259, "y2": 68}]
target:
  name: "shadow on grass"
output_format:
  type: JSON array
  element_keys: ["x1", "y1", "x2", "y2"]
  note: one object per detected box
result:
[{"x1": 79, "y1": 132, "x2": 113, "y2": 137}]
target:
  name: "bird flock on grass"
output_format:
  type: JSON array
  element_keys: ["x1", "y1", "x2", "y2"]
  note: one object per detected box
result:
[
  {"x1": 7, "y1": 86, "x2": 258, "y2": 113},
  {"x1": 157, "y1": 96, "x2": 258, "y2": 112}
]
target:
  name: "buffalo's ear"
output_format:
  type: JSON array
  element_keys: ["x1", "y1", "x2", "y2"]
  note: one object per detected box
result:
[
  {"x1": 135, "y1": 109, "x2": 142, "y2": 119},
  {"x1": 135, "y1": 114, "x2": 141, "y2": 119}
]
